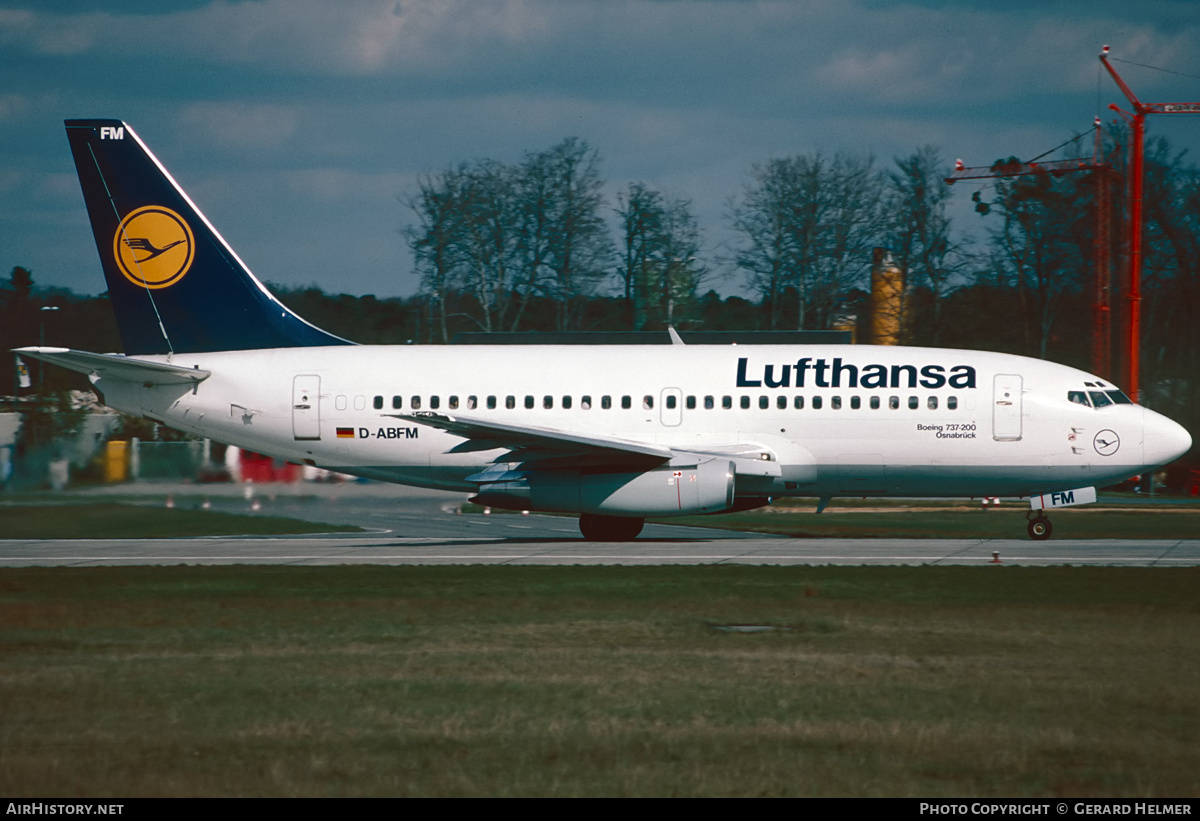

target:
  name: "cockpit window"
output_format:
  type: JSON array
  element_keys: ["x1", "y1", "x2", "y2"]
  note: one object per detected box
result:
[
  {"x1": 1088, "y1": 391, "x2": 1113, "y2": 409},
  {"x1": 1106, "y1": 390, "x2": 1133, "y2": 405},
  {"x1": 1068, "y1": 391, "x2": 1090, "y2": 407}
]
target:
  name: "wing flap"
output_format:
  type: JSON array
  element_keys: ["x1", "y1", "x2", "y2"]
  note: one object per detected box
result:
[{"x1": 13, "y1": 347, "x2": 210, "y2": 385}]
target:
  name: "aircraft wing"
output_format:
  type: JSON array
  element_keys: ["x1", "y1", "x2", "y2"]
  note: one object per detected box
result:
[
  {"x1": 391, "y1": 411, "x2": 673, "y2": 466},
  {"x1": 13, "y1": 347, "x2": 211, "y2": 385},
  {"x1": 392, "y1": 411, "x2": 782, "y2": 477}
]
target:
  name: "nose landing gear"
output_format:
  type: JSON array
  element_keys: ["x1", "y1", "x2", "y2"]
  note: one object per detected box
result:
[{"x1": 1026, "y1": 511, "x2": 1053, "y2": 540}]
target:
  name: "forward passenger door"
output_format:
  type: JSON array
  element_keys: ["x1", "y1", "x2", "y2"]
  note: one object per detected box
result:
[{"x1": 992, "y1": 374, "x2": 1022, "y2": 441}]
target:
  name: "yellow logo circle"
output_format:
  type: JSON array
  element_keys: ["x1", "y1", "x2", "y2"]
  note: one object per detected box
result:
[{"x1": 113, "y1": 206, "x2": 195, "y2": 289}]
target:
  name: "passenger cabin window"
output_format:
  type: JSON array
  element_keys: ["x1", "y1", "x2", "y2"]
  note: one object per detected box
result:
[
  {"x1": 812, "y1": 396, "x2": 823, "y2": 410},
  {"x1": 525, "y1": 396, "x2": 535, "y2": 409},
  {"x1": 354, "y1": 395, "x2": 366, "y2": 411},
  {"x1": 467, "y1": 396, "x2": 477, "y2": 410},
  {"x1": 335, "y1": 395, "x2": 347, "y2": 411},
  {"x1": 686, "y1": 396, "x2": 696, "y2": 410},
  {"x1": 411, "y1": 396, "x2": 421, "y2": 410},
  {"x1": 740, "y1": 396, "x2": 750, "y2": 410},
  {"x1": 506, "y1": 396, "x2": 515, "y2": 409},
  {"x1": 643, "y1": 395, "x2": 654, "y2": 410},
  {"x1": 794, "y1": 396, "x2": 804, "y2": 409},
  {"x1": 947, "y1": 396, "x2": 958, "y2": 410},
  {"x1": 602, "y1": 396, "x2": 612, "y2": 410},
  {"x1": 449, "y1": 395, "x2": 459, "y2": 410},
  {"x1": 705, "y1": 395, "x2": 715, "y2": 410},
  {"x1": 927, "y1": 396, "x2": 938, "y2": 410},
  {"x1": 889, "y1": 396, "x2": 899, "y2": 410},
  {"x1": 777, "y1": 396, "x2": 787, "y2": 410},
  {"x1": 666, "y1": 395, "x2": 677, "y2": 410},
  {"x1": 392, "y1": 396, "x2": 403, "y2": 410},
  {"x1": 831, "y1": 396, "x2": 841, "y2": 410},
  {"x1": 908, "y1": 396, "x2": 919, "y2": 410},
  {"x1": 373, "y1": 395, "x2": 383, "y2": 410},
  {"x1": 723, "y1": 396, "x2": 732, "y2": 409},
  {"x1": 621, "y1": 396, "x2": 632, "y2": 410},
  {"x1": 581, "y1": 396, "x2": 592, "y2": 409},
  {"x1": 870, "y1": 396, "x2": 880, "y2": 410},
  {"x1": 851, "y1": 396, "x2": 861, "y2": 410},
  {"x1": 562, "y1": 395, "x2": 572, "y2": 409},
  {"x1": 429, "y1": 396, "x2": 440, "y2": 410},
  {"x1": 487, "y1": 395, "x2": 497, "y2": 409},
  {"x1": 544, "y1": 395, "x2": 553, "y2": 409}
]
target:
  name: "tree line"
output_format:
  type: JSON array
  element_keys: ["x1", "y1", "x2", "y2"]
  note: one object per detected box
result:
[{"x1": 3, "y1": 125, "x2": 1198, "y2": 457}]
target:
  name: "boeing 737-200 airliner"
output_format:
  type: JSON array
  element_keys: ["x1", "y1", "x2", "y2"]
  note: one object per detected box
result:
[{"x1": 16, "y1": 120, "x2": 1192, "y2": 540}]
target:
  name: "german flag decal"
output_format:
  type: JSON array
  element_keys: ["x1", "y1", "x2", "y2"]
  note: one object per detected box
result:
[{"x1": 336, "y1": 427, "x2": 355, "y2": 439}]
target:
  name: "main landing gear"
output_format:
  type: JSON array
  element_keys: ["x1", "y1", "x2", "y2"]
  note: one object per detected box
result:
[
  {"x1": 578, "y1": 514, "x2": 645, "y2": 541},
  {"x1": 1026, "y1": 511, "x2": 1053, "y2": 541}
]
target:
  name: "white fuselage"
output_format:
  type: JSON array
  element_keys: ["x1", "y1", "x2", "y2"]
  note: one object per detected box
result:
[{"x1": 94, "y1": 343, "x2": 1188, "y2": 506}]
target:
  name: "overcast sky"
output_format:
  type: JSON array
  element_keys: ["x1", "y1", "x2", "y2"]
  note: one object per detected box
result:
[{"x1": 3, "y1": 0, "x2": 1199, "y2": 299}]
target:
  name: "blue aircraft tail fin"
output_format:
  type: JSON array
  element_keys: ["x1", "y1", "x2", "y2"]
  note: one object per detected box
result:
[{"x1": 65, "y1": 119, "x2": 351, "y2": 355}]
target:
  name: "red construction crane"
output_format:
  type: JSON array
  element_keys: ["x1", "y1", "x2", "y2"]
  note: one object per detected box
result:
[
  {"x1": 945, "y1": 121, "x2": 1115, "y2": 380},
  {"x1": 1099, "y1": 45, "x2": 1200, "y2": 404}
]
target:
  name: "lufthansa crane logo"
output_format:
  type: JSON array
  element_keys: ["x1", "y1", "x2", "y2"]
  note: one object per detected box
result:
[
  {"x1": 1093, "y1": 429, "x2": 1120, "y2": 457},
  {"x1": 112, "y1": 206, "x2": 195, "y2": 289}
]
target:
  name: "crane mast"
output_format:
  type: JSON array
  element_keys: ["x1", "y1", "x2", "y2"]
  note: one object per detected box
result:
[
  {"x1": 1099, "y1": 45, "x2": 1200, "y2": 404},
  {"x1": 945, "y1": 121, "x2": 1114, "y2": 380}
]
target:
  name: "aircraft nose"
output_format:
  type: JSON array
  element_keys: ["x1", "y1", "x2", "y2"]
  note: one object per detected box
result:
[{"x1": 1142, "y1": 408, "x2": 1192, "y2": 469}]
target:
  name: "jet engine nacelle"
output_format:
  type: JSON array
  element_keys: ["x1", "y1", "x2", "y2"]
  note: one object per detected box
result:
[{"x1": 472, "y1": 459, "x2": 736, "y2": 517}]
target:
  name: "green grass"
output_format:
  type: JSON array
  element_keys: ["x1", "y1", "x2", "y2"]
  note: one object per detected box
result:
[
  {"x1": 1, "y1": 565, "x2": 1197, "y2": 797},
  {"x1": 0, "y1": 503, "x2": 361, "y2": 538}
]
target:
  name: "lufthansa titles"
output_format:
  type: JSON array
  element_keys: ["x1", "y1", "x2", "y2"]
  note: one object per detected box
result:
[{"x1": 736, "y1": 357, "x2": 978, "y2": 390}]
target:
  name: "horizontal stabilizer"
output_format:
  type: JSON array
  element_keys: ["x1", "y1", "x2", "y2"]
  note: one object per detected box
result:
[{"x1": 13, "y1": 347, "x2": 210, "y2": 385}]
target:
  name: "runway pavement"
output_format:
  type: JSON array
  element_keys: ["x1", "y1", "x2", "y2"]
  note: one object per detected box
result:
[
  {"x1": 1, "y1": 481, "x2": 1197, "y2": 567},
  {"x1": 2, "y1": 533, "x2": 1199, "y2": 567}
]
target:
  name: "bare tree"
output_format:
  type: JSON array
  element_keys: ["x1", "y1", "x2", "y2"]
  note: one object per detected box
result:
[
  {"x1": 456, "y1": 160, "x2": 518, "y2": 333},
  {"x1": 977, "y1": 170, "x2": 1082, "y2": 359},
  {"x1": 403, "y1": 171, "x2": 462, "y2": 343},
  {"x1": 404, "y1": 139, "x2": 616, "y2": 336},
  {"x1": 617, "y1": 183, "x2": 705, "y2": 329},
  {"x1": 729, "y1": 152, "x2": 884, "y2": 330},
  {"x1": 728, "y1": 158, "x2": 801, "y2": 329},
  {"x1": 806, "y1": 153, "x2": 886, "y2": 331},
  {"x1": 539, "y1": 138, "x2": 613, "y2": 331},
  {"x1": 887, "y1": 146, "x2": 957, "y2": 343},
  {"x1": 656, "y1": 192, "x2": 705, "y2": 328}
]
